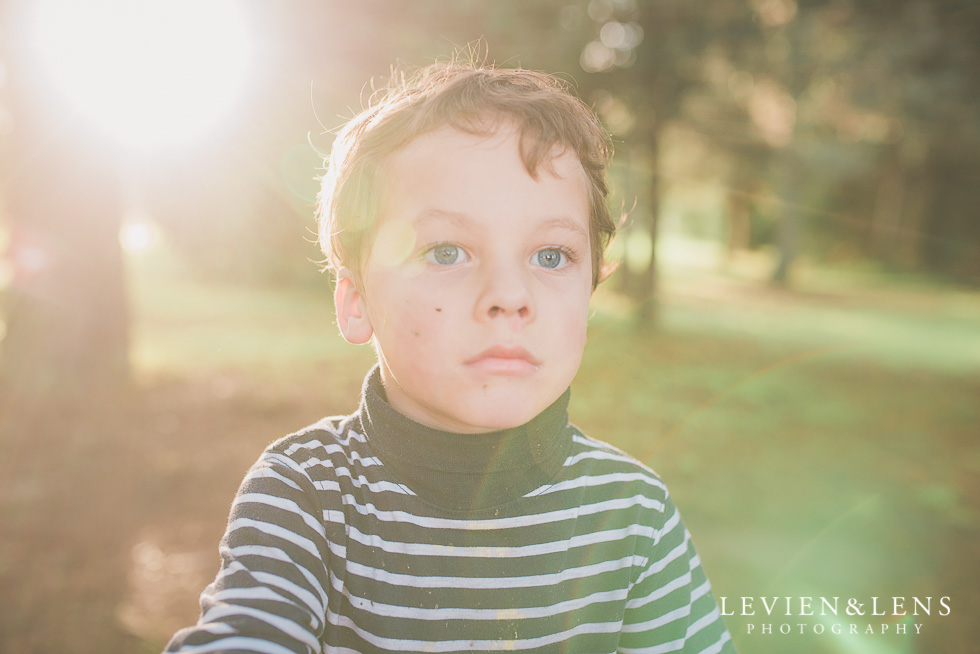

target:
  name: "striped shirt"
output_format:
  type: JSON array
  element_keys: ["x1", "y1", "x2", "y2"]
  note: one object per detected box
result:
[{"x1": 166, "y1": 369, "x2": 735, "y2": 653}]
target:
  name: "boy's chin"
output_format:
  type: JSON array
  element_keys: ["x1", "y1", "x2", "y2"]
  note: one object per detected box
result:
[
  {"x1": 383, "y1": 366, "x2": 573, "y2": 434},
  {"x1": 464, "y1": 413, "x2": 537, "y2": 433},
  {"x1": 446, "y1": 393, "x2": 559, "y2": 434}
]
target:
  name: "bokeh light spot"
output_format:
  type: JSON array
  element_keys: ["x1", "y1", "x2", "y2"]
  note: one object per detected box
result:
[{"x1": 120, "y1": 220, "x2": 159, "y2": 254}]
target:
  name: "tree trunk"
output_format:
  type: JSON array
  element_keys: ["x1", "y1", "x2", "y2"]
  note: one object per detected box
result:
[
  {"x1": 725, "y1": 166, "x2": 754, "y2": 262},
  {"x1": 870, "y1": 143, "x2": 907, "y2": 263},
  {"x1": 1, "y1": 19, "x2": 129, "y2": 407},
  {"x1": 771, "y1": 149, "x2": 800, "y2": 285},
  {"x1": 616, "y1": 135, "x2": 661, "y2": 328},
  {"x1": 635, "y1": 135, "x2": 660, "y2": 326}
]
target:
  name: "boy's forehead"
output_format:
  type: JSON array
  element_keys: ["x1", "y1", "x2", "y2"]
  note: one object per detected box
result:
[
  {"x1": 385, "y1": 123, "x2": 588, "y2": 192},
  {"x1": 384, "y1": 126, "x2": 588, "y2": 212}
]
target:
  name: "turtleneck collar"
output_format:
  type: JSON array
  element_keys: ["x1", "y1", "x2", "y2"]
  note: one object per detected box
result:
[{"x1": 356, "y1": 365, "x2": 572, "y2": 512}]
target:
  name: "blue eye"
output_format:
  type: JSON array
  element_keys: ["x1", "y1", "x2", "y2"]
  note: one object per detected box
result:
[
  {"x1": 425, "y1": 244, "x2": 467, "y2": 265},
  {"x1": 535, "y1": 248, "x2": 567, "y2": 269}
]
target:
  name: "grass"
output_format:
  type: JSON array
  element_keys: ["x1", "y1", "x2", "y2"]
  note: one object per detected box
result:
[
  {"x1": 580, "y1": 265, "x2": 979, "y2": 653},
  {"x1": 1, "y1": 246, "x2": 977, "y2": 653}
]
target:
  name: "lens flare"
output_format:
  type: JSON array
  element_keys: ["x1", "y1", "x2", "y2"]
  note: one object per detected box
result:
[
  {"x1": 29, "y1": 0, "x2": 253, "y2": 150},
  {"x1": 120, "y1": 221, "x2": 158, "y2": 253}
]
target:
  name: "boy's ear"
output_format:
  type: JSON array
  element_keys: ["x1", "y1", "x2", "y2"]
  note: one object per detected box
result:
[{"x1": 334, "y1": 268, "x2": 374, "y2": 345}]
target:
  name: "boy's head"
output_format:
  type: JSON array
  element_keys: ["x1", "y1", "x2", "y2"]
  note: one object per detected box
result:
[
  {"x1": 317, "y1": 60, "x2": 616, "y2": 288},
  {"x1": 316, "y1": 60, "x2": 617, "y2": 434}
]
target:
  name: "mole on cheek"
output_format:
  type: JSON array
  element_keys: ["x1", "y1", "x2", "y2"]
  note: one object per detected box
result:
[{"x1": 434, "y1": 307, "x2": 442, "y2": 312}]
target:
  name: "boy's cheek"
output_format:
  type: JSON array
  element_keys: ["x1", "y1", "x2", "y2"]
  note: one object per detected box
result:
[
  {"x1": 370, "y1": 301, "x2": 446, "y2": 350},
  {"x1": 368, "y1": 220, "x2": 418, "y2": 269},
  {"x1": 569, "y1": 324, "x2": 589, "y2": 362}
]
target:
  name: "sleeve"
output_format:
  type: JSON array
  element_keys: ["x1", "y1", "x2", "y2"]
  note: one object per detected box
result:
[
  {"x1": 164, "y1": 452, "x2": 333, "y2": 654},
  {"x1": 617, "y1": 494, "x2": 737, "y2": 654}
]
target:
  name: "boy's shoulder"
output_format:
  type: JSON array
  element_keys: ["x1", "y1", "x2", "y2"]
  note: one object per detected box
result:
[
  {"x1": 560, "y1": 424, "x2": 674, "y2": 503},
  {"x1": 260, "y1": 412, "x2": 371, "y2": 468},
  {"x1": 567, "y1": 425, "x2": 664, "y2": 478}
]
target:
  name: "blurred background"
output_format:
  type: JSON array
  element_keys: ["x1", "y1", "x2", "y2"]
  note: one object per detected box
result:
[{"x1": 0, "y1": 0, "x2": 977, "y2": 652}]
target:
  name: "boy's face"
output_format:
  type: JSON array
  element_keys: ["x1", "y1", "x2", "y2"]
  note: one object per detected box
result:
[{"x1": 335, "y1": 125, "x2": 592, "y2": 433}]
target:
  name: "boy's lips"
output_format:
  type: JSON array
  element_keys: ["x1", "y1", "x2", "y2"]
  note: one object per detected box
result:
[{"x1": 464, "y1": 345, "x2": 540, "y2": 375}]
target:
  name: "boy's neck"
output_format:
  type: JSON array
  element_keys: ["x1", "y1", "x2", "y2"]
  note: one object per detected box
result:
[{"x1": 357, "y1": 365, "x2": 573, "y2": 511}]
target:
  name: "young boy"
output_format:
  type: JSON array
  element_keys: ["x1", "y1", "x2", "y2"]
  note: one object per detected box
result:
[{"x1": 166, "y1": 61, "x2": 735, "y2": 653}]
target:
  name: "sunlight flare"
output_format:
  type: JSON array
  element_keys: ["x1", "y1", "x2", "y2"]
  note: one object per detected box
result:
[
  {"x1": 28, "y1": 0, "x2": 253, "y2": 150},
  {"x1": 120, "y1": 220, "x2": 159, "y2": 254}
]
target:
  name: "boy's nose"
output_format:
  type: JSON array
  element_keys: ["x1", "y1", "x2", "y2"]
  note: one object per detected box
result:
[{"x1": 475, "y1": 265, "x2": 534, "y2": 328}]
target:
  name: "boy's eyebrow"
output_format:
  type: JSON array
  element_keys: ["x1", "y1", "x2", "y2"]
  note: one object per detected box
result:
[
  {"x1": 539, "y1": 217, "x2": 589, "y2": 241},
  {"x1": 411, "y1": 209, "x2": 469, "y2": 228},
  {"x1": 412, "y1": 210, "x2": 589, "y2": 241}
]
